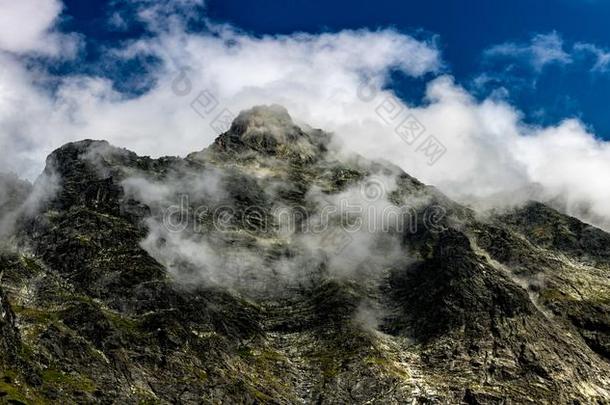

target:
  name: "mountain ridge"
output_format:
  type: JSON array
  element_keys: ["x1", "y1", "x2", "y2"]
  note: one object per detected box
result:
[{"x1": 0, "y1": 105, "x2": 608, "y2": 403}]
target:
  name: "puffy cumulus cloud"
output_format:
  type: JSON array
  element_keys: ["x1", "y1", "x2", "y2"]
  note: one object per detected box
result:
[
  {"x1": 0, "y1": 24, "x2": 441, "y2": 178},
  {"x1": 513, "y1": 119, "x2": 610, "y2": 226},
  {"x1": 405, "y1": 78, "x2": 610, "y2": 229},
  {"x1": 1, "y1": 4, "x2": 610, "y2": 231},
  {"x1": 0, "y1": 53, "x2": 64, "y2": 179},
  {"x1": 0, "y1": 0, "x2": 79, "y2": 56}
]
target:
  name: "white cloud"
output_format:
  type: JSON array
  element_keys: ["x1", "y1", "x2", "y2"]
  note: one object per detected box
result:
[
  {"x1": 409, "y1": 78, "x2": 610, "y2": 228},
  {"x1": 0, "y1": 0, "x2": 79, "y2": 56},
  {"x1": 574, "y1": 42, "x2": 610, "y2": 72},
  {"x1": 0, "y1": 5, "x2": 610, "y2": 231},
  {"x1": 0, "y1": 26, "x2": 442, "y2": 179},
  {"x1": 485, "y1": 32, "x2": 610, "y2": 75},
  {"x1": 109, "y1": 0, "x2": 206, "y2": 33},
  {"x1": 485, "y1": 32, "x2": 572, "y2": 71}
]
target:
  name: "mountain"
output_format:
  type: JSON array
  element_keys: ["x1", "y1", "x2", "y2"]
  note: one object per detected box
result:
[{"x1": 0, "y1": 105, "x2": 609, "y2": 404}]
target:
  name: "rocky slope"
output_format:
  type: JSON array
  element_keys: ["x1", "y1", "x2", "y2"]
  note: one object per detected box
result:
[{"x1": 0, "y1": 105, "x2": 608, "y2": 404}]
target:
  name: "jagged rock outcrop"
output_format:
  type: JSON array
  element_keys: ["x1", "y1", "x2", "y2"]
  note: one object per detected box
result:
[{"x1": 0, "y1": 105, "x2": 608, "y2": 403}]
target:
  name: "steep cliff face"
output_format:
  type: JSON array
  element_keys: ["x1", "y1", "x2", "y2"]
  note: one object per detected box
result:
[{"x1": 0, "y1": 105, "x2": 608, "y2": 403}]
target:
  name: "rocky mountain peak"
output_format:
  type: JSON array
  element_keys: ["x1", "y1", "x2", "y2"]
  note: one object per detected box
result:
[
  {"x1": 210, "y1": 104, "x2": 330, "y2": 161},
  {"x1": 230, "y1": 104, "x2": 295, "y2": 136}
]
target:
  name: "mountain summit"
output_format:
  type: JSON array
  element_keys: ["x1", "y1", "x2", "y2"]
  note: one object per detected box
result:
[
  {"x1": 0, "y1": 106, "x2": 609, "y2": 403},
  {"x1": 207, "y1": 105, "x2": 330, "y2": 161}
]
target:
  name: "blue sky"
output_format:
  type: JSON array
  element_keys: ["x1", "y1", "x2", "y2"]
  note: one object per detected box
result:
[
  {"x1": 57, "y1": 0, "x2": 610, "y2": 139},
  {"x1": 211, "y1": 0, "x2": 610, "y2": 140}
]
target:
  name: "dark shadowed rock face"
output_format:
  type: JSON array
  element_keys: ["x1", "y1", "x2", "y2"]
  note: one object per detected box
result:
[{"x1": 0, "y1": 105, "x2": 609, "y2": 403}]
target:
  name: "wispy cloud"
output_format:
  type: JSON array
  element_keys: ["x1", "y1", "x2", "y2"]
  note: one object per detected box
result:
[
  {"x1": 485, "y1": 31, "x2": 610, "y2": 74},
  {"x1": 573, "y1": 42, "x2": 610, "y2": 72},
  {"x1": 108, "y1": 0, "x2": 206, "y2": 32},
  {"x1": 485, "y1": 32, "x2": 572, "y2": 71}
]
